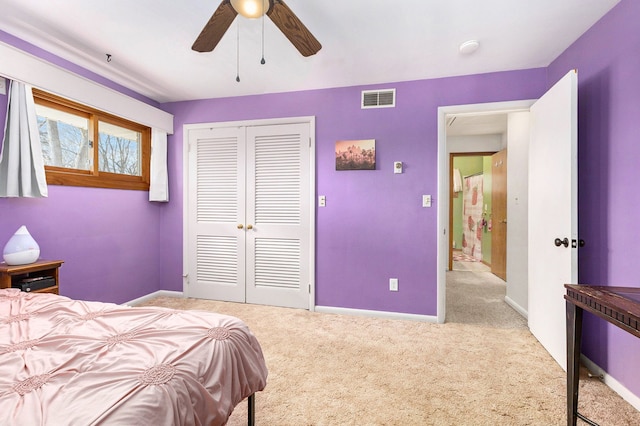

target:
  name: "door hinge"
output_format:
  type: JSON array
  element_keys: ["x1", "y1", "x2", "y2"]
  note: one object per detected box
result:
[
  {"x1": 308, "y1": 284, "x2": 311, "y2": 294},
  {"x1": 309, "y1": 137, "x2": 311, "y2": 148}
]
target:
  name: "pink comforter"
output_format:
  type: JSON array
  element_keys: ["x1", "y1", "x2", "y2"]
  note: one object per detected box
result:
[{"x1": 0, "y1": 289, "x2": 267, "y2": 425}]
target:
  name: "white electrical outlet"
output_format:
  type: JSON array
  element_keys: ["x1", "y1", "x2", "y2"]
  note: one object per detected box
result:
[
  {"x1": 389, "y1": 278, "x2": 398, "y2": 291},
  {"x1": 422, "y1": 195, "x2": 432, "y2": 207},
  {"x1": 318, "y1": 195, "x2": 326, "y2": 207}
]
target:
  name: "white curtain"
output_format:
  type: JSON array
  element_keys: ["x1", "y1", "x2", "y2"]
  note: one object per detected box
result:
[
  {"x1": 453, "y1": 168, "x2": 463, "y2": 193},
  {"x1": 0, "y1": 81, "x2": 48, "y2": 198},
  {"x1": 149, "y1": 128, "x2": 169, "y2": 202}
]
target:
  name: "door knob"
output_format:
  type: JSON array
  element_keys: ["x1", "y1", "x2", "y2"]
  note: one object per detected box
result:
[
  {"x1": 247, "y1": 224, "x2": 253, "y2": 230},
  {"x1": 237, "y1": 224, "x2": 244, "y2": 229},
  {"x1": 554, "y1": 237, "x2": 569, "y2": 248},
  {"x1": 501, "y1": 219, "x2": 507, "y2": 224}
]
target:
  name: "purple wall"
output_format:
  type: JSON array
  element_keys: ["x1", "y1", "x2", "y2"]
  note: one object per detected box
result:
[
  {"x1": 0, "y1": 187, "x2": 162, "y2": 303},
  {"x1": 548, "y1": 0, "x2": 640, "y2": 397},
  {"x1": 160, "y1": 69, "x2": 547, "y2": 315},
  {"x1": 0, "y1": 33, "x2": 164, "y2": 304}
]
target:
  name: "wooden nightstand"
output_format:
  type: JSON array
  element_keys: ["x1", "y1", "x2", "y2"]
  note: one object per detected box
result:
[{"x1": 0, "y1": 260, "x2": 64, "y2": 295}]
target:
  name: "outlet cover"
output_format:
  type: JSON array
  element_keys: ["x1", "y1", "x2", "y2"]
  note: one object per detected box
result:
[{"x1": 389, "y1": 278, "x2": 398, "y2": 291}]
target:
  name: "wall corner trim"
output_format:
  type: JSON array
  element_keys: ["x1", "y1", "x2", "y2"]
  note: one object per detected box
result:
[
  {"x1": 581, "y1": 355, "x2": 640, "y2": 412},
  {"x1": 314, "y1": 305, "x2": 437, "y2": 323},
  {"x1": 504, "y1": 295, "x2": 528, "y2": 319},
  {"x1": 123, "y1": 290, "x2": 183, "y2": 306}
]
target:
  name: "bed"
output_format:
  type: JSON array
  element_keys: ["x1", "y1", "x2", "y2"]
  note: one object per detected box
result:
[{"x1": 0, "y1": 288, "x2": 268, "y2": 425}]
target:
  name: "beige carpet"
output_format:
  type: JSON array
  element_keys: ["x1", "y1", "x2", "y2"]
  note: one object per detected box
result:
[
  {"x1": 137, "y1": 273, "x2": 640, "y2": 425},
  {"x1": 446, "y1": 269, "x2": 527, "y2": 329},
  {"x1": 452, "y1": 259, "x2": 491, "y2": 273}
]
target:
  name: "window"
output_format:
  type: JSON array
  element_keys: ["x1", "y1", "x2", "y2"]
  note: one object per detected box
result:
[{"x1": 33, "y1": 89, "x2": 151, "y2": 190}]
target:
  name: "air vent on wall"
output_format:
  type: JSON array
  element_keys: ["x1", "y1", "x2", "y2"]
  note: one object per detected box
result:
[{"x1": 361, "y1": 89, "x2": 396, "y2": 109}]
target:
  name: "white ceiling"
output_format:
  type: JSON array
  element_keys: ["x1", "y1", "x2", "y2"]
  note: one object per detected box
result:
[
  {"x1": 447, "y1": 113, "x2": 509, "y2": 137},
  {"x1": 0, "y1": 0, "x2": 620, "y2": 104}
]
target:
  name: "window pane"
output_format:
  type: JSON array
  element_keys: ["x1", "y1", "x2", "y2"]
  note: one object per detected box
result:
[
  {"x1": 98, "y1": 121, "x2": 142, "y2": 176},
  {"x1": 36, "y1": 104, "x2": 91, "y2": 170}
]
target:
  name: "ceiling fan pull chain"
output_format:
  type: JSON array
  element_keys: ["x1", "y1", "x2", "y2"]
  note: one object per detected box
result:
[
  {"x1": 261, "y1": 11, "x2": 266, "y2": 65},
  {"x1": 236, "y1": 19, "x2": 241, "y2": 82}
]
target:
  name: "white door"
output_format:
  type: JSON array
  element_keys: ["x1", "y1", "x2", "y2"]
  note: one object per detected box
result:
[
  {"x1": 528, "y1": 70, "x2": 578, "y2": 370},
  {"x1": 187, "y1": 121, "x2": 313, "y2": 309},
  {"x1": 187, "y1": 126, "x2": 246, "y2": 302},
  {"x1": 245, "y1": 124, "x2": 311, "y2": 308}
]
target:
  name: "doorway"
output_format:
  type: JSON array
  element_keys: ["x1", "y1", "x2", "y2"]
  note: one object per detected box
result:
[
  {"x1": 438, "y1": 71, "x2": 578, "y2": 371},
  {"x1": 449, "y1": 153, "x2": 496, "y2": 273},
  {"x1": 436, "y1": 100, "x2": 535, "y2": 324}
]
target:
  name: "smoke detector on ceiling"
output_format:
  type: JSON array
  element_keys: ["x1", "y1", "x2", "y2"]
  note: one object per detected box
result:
[{"x1": 459, "y1": 40, "x2": 480, "y2": 55}]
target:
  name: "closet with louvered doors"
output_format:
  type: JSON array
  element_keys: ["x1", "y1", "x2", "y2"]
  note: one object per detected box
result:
[{"x1": 186, "y1": 118, "x2": 313, "y2": 310}]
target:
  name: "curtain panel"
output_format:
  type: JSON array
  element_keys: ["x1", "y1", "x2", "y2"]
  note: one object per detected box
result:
[
  {"x1": 149, "y1": 128, "x2": 169, "y2": 202},
  {"x1": 0, "y1": 81, "x2": 48, "y2": 198}
]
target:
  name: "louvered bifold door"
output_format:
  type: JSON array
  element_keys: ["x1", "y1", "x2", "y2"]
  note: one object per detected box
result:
[
  {"x1": 245, "y1": 123, "x2": 311, "y2": 309},
  {"x1": 187, "y1": 127, "x2": 246, "y2": 302}
]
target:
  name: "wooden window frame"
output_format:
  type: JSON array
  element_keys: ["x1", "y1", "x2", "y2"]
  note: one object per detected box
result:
[{"x1": 33, "y1": 89, "x2": 151, "y2": 191}]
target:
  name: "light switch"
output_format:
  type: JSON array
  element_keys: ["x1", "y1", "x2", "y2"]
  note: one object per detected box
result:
[
  {"x1": 422, "y1": 195, "x2": 432, "y2": 207},
  {"x1": 318, "y1": 195, "x2": 326, "y2": 207}
]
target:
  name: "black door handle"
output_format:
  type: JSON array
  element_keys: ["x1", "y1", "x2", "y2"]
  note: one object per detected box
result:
[{"x1": 554, "y1": 237, "x2": 569, "y2": 248}]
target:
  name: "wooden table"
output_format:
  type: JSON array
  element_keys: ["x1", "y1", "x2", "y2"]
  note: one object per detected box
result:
[
  {"x1": 564, "y1": 284, "x2": 640, "y2": 426},
  {"x1": 0, "y1": 259, "x2": 64, "y2": 295}
]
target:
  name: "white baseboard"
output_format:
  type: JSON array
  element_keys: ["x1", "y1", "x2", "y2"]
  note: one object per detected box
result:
[
  {"x1": 581, "y1": 355, "x2": 640, "y2": 411},
  {"x1": 504, "y1": 295, "x2": 528, "y2": 319},
  {"x1": 315, "y1": 305, "x2": 438, "y2": 323},
  {"x1": 124, "y1": 290, "x2": 184, "y2": 306}
]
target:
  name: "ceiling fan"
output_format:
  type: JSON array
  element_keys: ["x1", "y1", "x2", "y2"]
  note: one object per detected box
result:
[{"x1": 192, "y1": 0, "x2": 321, "y2": 57}]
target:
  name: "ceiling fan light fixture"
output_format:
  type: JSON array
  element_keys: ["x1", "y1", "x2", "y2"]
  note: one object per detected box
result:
[
  {"x1": 230, "y1": 0, "x2": 269, "y2": 19},
  {"x1": 192, "y1": 0, "x2": 321, "y2": 56}
]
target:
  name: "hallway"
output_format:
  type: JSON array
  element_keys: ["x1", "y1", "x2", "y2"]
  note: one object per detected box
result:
[{"x1": 446, "y1": 264, "x2": 526, "y2": 329}]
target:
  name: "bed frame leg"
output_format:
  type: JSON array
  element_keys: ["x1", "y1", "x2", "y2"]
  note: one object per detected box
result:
[{"x1": 248, "y1": 393, "x2": 255, "y2": 426}]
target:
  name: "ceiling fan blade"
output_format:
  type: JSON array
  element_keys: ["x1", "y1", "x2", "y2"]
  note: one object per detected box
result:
[
  {"x1": 192, "y1": 0, "x2": 238, "y2": 52},
  {"x1": 267, "y1": 0, "x2": 321, "y2": 57}
]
